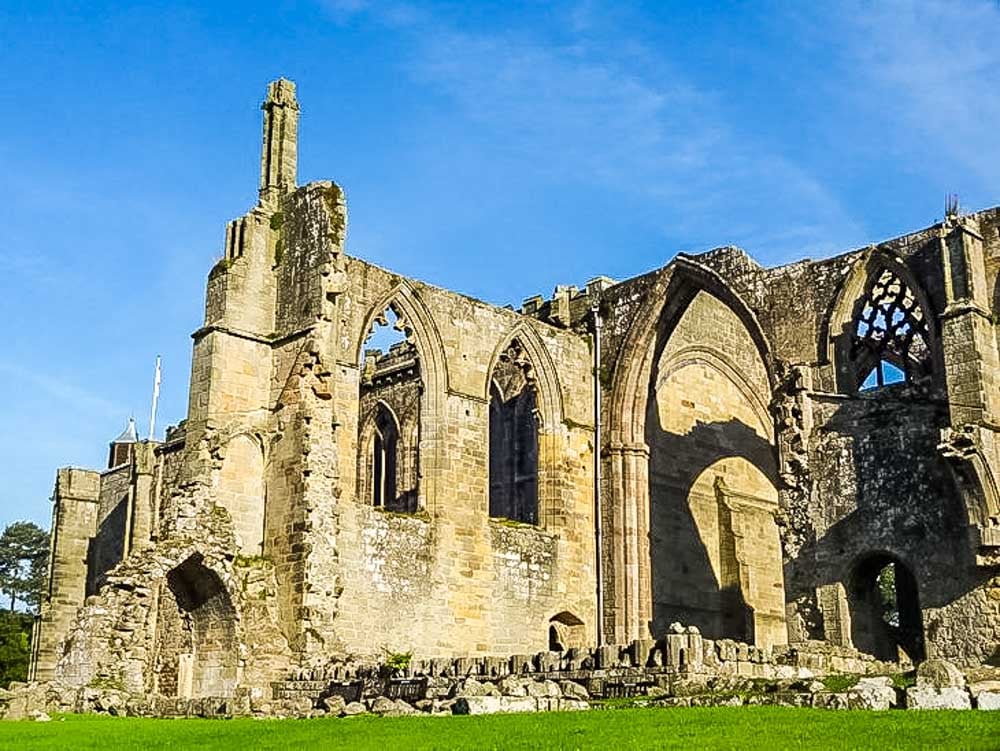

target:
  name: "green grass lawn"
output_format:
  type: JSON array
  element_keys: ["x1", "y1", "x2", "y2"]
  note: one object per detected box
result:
[{"x1": 1, "y1": 707, "x2": 997, "y2": 750}]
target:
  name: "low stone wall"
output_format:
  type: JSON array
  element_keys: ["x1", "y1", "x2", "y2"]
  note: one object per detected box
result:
[
  {"x1": 3, "y1": 628, "x2": 998, "y2": 720},
  {"x1": 281, "y1": 628, "x2": 896, "y2": 696}
]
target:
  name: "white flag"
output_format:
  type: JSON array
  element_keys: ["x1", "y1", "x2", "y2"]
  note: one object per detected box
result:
[{"x1": 148, "y1": 355, "x2": 161, "y2": 440}]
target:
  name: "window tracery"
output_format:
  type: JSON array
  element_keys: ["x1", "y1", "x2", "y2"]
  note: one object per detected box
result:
[
  {"x1": 851, "y1": 268, "x2": 931, "y2": 390},
  {"x1": 488, "y1": 339, "x2": 539, "y2": 525}
]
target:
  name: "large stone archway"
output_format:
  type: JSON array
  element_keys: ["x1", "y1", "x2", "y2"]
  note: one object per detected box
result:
[
  {"x1": 603, "y1": 259, "x2": 783, "y2": 644},
  {"x1": 646, "y1": 295, "x2": 785, "y2": 647}
]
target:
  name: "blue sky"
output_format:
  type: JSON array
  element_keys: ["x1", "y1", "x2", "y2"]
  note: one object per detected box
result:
[{"x1": 1, "y1": 0, "x2": 999, "y2": 528}]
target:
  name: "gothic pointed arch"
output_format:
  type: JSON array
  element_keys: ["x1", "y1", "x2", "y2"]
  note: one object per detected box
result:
[
  {"x1": 355, "y1": 281, "x2": 447, "y2": 511},
  {"x1": 825, "y1": 250, "x2": 940, "y2": 393},
  {"x1": 485, "y1": 321, "x2": 564, "y2": 431},
  {"x1": 357, "y1": 399, "x2": 415, "y2": 511},
  {"x1": 654, "y1": 346, "x2": 774, "y2": 444},
  {"x1": 485, "y1": 322, "x2": 567, "y2": 528},
  {"x1": 607, "y1": 257, "x2": 776, "y2": 451},
  {"x1": 355, "y1": 281, "x2": 450, "y2": 398},
  {"x1": 603, "y1": 256, "x2": 778, "y2": 644},
  {"x1": 940, "y1": 425, "x2": 1000, "y2": 537}
]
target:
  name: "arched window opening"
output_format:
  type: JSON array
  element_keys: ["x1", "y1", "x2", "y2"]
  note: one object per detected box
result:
[
  {"x1": 859, "y1": 360, "x2": 906, "y2": 391},
  {"x1": 372, "y1": 405, "x2": 399, "y2": 508},
  {"x1": 358, "y1": 305, "x2": 421, "y2": 512},
  {"x1": 850, "y1": 268, "x2": 931, "y2": 390},
  {"x1": 488, "y1": 340, "x2": 539, "y2": 525},
  {"x1": 848, "y1": 554, "x2": 925, "y2": 663}
]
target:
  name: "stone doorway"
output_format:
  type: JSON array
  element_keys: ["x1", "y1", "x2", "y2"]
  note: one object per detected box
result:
[
  {"x1": 848, "y1": 553, "x2": 925, "y2": 663},
  {"x1": 154, "y1": 555, "x2": 238, "y2": 698}
]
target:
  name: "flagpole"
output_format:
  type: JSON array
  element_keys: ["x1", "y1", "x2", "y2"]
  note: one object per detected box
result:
[{"x1": 148, "y1": 355, "x2": 161, "y2": 441}]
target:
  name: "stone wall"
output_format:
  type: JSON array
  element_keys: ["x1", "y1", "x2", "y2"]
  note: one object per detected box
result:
[
  {"x1": 330, "y1": 254, "x2": 597, "y2": 658},
  {"x1": 32, "y1": 469, "x2": 100, "y2": 682}
]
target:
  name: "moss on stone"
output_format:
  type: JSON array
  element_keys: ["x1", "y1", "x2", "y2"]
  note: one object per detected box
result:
[
  {"x1": 209, "y1": 257, "x2": 230, "y2": 277},
  {"x1": 234, "y1": 554, "x2": 273, "y2": 568},
  {"x1": 491, "y1": 517, "x2": 535, "y2": 529},
  {"x1": 374, "y1": 506, "x2": 431, "y2": 522},
  {"x1": 86, "y1": 675, "x2": 126, "y2": 692},
  {"x1": 821, "y1": 674, "x2": 859, "y2": 693},
  {"x1": 890, "y1": 672, "x2": 916, "y2": 690}
]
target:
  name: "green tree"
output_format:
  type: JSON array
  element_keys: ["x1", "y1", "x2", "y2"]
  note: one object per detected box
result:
[
  {"x1": 0, "y1": 521, "x2": 50, "y2": 613},
  {"x1": 0, "y1": 610, "x2": 32, "y2": 687},
  {"x1": 876, "y1": 562, "x2": 899, "y2": 628}
]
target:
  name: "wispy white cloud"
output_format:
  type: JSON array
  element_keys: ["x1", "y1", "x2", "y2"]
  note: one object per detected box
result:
[
  {"x1": 0, "y1": 361, "x2": 123, "y2": 417},
  {"x1": 807, "y1": 0, "x2": 1000, "y2": 201},
  {"x1": 314, "y1": 1, "x2": 868, "y2": 261},
  {"x1": 410, "y1": 20, "x2": 866, "y2": 259},
  {"x1": 318, "y1": 0, "x2": 1000, "y2": 261}
]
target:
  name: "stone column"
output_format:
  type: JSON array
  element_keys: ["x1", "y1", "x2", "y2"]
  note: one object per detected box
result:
[
  {"x1": 127, "y1": 442, "x2": 159, "y2": 553},
  {"x1": 606, "y1": 441, "x2": 651, "y2": 643},
  {"x1": 817, "y1": 582, "x2": 851, "y2": 646},
  {"x1": 939, "y1": 217, "x2": 1000, "y2": 427},
  {"x1": 259, "y1": 78, "x2": 299, "y2": 207},
  {"x1": 937, "y1": 216, "x2": 1000, "y2": 564}
]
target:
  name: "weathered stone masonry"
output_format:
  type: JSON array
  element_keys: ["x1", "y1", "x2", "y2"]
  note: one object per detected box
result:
[{"x1": 29, "y1": 78, "x2": 1000, "y2": 702}]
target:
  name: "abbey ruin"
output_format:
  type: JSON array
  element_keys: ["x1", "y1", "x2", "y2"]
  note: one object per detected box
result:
[{"x1": 28, "y1": 79, "x2": 1000, "y2": 705}]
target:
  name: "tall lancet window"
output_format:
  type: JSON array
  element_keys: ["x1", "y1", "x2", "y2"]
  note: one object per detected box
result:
[
  {"x1": 372, "y1": 404, "x2": 399, "y2": 508},
  {"x1": 488, "y1": 340, "x2": 539, "y2": 524},
  {"x1": 357, "y1": 304, "x2": 421, "y2": 513}
]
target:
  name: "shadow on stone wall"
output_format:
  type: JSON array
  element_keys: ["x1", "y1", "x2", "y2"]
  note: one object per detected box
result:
[
  {"x1": 791, "y1": 395, "x2": 997, "y2": 664},
  {"x1": 646, "y1": 411, "x2": 777, "y2": 642},
  {"x1": 86, "y1": 498, "x2": 127, "y2": 597}
]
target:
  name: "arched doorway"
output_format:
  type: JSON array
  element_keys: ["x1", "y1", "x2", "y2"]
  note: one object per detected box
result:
[
  {"x1": 848, "y1": 553, "x2": 925, "y2": 663},
  {"x1": 154, "y1": 555, "x2": 239, "y2": 698},
  {"x1": 548, "y1": 611, "x2": 586, "y2": 652}
]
